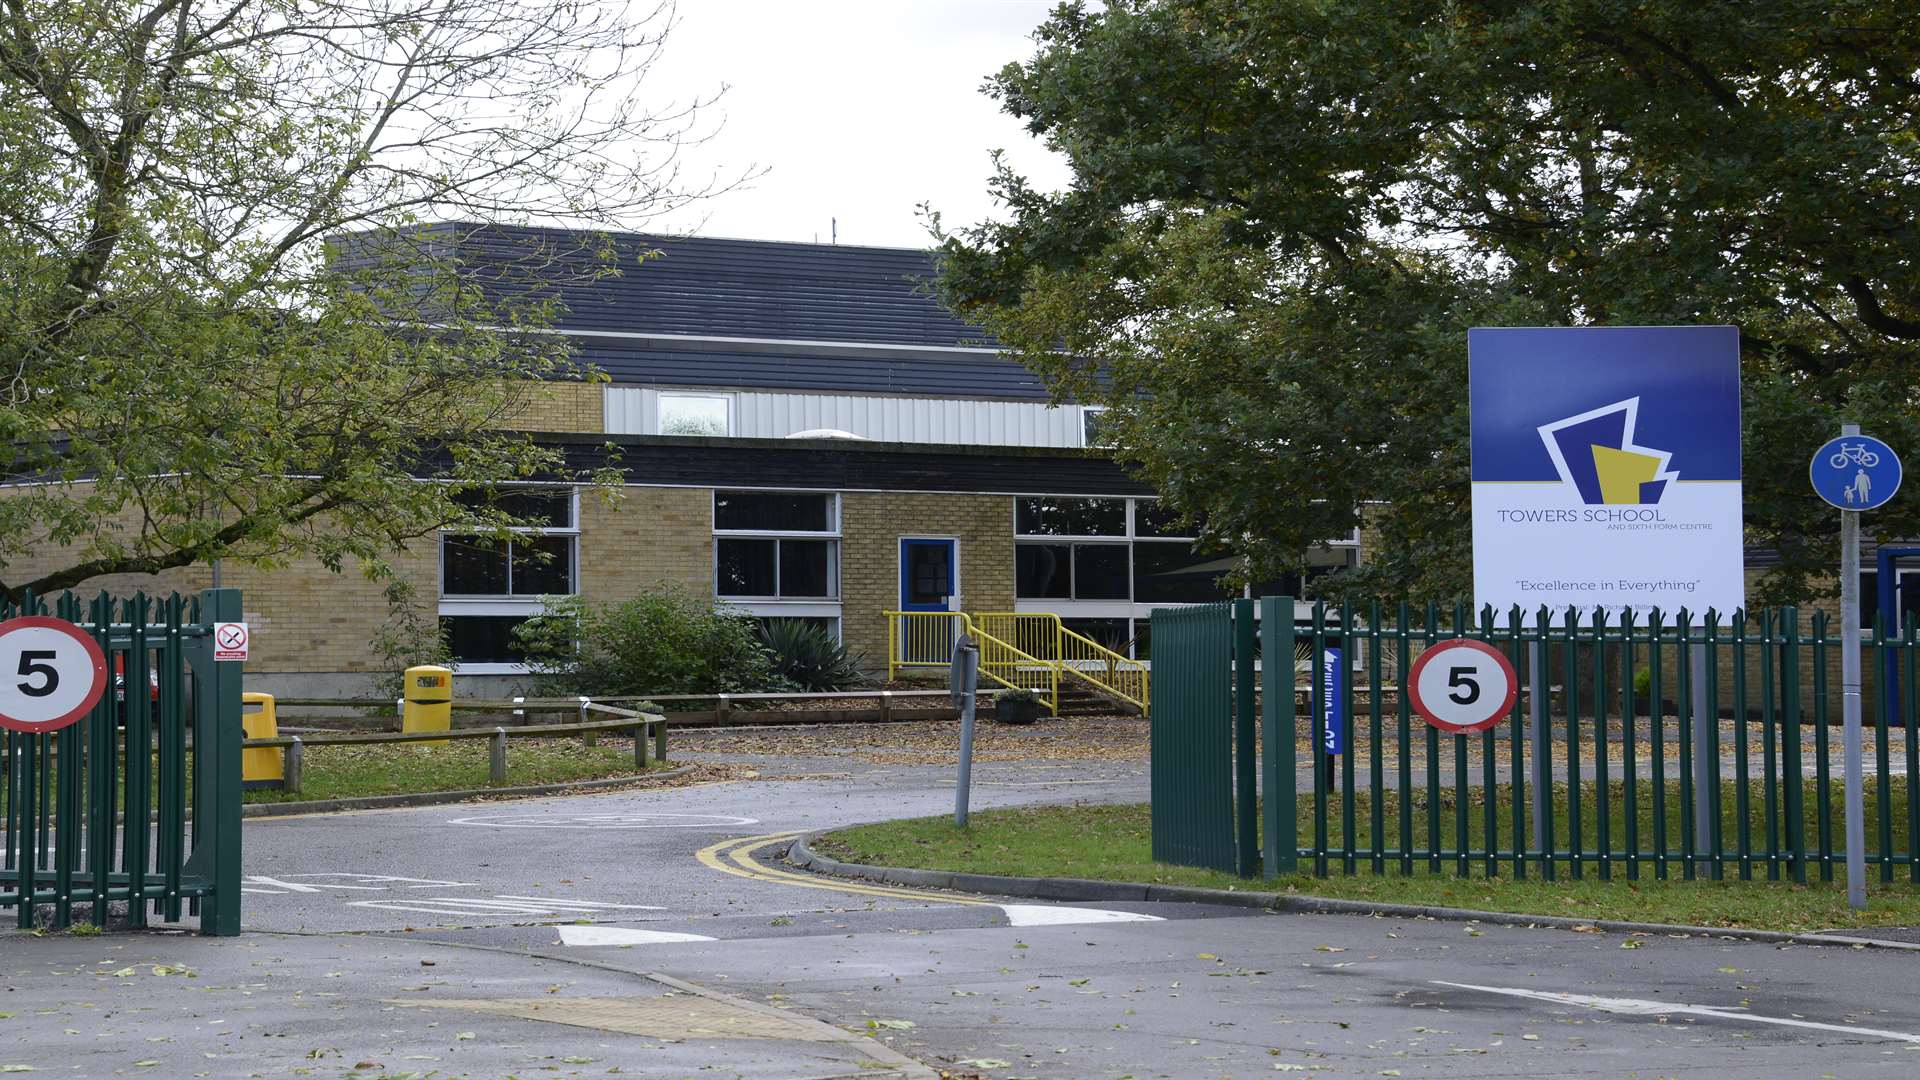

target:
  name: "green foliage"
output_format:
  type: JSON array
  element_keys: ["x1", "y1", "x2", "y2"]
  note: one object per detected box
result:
[
  {"x1": 0, "y1": 0, "x2": 718, "y2": 598},
  {"x1": 513, "y1": 585, "x2": 789, "y2": 696},
  {"x1": 936, "y1": 0, "x2": 1920, "y2": 605},
  {"x1": 367, "y1": 579, "x2": 453, "y2": 705},
  {"x1": 757, "y1": 619, "x2": 868, "y2": 692},
  {"x1": 1633, "y1": 667, "x2": 1654, "y2": 698}
]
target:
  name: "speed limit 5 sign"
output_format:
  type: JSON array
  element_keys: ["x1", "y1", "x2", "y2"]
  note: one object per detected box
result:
[
  {"x1": 1407, "y1": 638, "x2": 1518, "y2": 735},
  {"x1": 0, "y1": 616, "x2": 109, "y2": 734}
]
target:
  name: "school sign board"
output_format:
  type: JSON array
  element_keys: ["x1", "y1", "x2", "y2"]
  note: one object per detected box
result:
[{"x1": 1468, "y1": 326, "x2": 1744, "y2": 619}]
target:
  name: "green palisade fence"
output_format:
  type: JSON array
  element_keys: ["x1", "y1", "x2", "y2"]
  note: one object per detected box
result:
[
  {"x1": 1, "y1": 589, "x2": 243, "y2": 934},
  {"x1": 1148, "y1": 597, "x2": 1917, "y2": 884}
]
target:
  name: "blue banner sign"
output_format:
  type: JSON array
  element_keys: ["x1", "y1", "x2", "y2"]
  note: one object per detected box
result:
[
  {"x1": 1468, "y1": 326, "x2": 1745, "y2": 619},
  {"x1": 1321, "y1": 646, "x2": 1346, "y2": 756}
]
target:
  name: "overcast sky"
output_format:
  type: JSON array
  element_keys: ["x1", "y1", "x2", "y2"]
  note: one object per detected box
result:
[{"x1": 640, "y1": 1, "x2": 1072, "y2": 250}]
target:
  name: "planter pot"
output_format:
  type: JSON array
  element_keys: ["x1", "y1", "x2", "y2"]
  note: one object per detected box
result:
[{"x1": 994, "y1": 695, "x2": 1042, "y2": 725}]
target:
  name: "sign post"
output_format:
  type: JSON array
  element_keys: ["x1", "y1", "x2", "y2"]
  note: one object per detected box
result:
[
  {"x1": 1810, "y1": 427, "x2": 1902, "y2": 910},
  {"x1": 949, "y1": 633, "x2": 980, "y2": 827},
  {"x1": 1470, "y1": 327, "x2": 1743, "y2": 862}
]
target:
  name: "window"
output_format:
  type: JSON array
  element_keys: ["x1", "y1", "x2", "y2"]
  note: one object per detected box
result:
[
  {"x1": 713, "y1": 491, "x2": 840, "y2": 603},
  {"x1": 1081, "y1": 406, "x2": 1113, "y2": 448},
  {"x1": 438, "y1": 487, "x2": 578, "y2": 669},
  {"x1": 658, "y1": 392, "x2": 731, "y2": 436},
  {"x1": 1015, "y1": 496, "x2": 1126, "y2": 537}
]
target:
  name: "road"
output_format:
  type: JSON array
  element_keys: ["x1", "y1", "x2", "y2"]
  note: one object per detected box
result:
[{"x1": 4, "y1": 729, "x2": 1920, "y2": 1078}]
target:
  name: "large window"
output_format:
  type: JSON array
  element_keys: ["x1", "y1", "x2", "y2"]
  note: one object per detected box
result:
[
  {"x1": 1013, "y1": 496, "x2": 1357, "y2": 659},
  {"x1": 658, "y1": 392, "x2": 732, "y2": 436},
  {"x1": 714, "y1": 491, "x2": 842, "y2": 635},
  {"x1": 439, "y1": 487, "x2": 578, "y2": 667}
]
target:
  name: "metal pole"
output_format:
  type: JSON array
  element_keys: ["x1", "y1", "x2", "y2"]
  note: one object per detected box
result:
[
  {"x1": 1840, "y1": 423, "x2": 1867, "y2": 910},
  {"x1": 1530, "y1": 637, "x2": 1548, "y2": 855},
  {"x1": 1692, "y1": 641, "x2": 1713, "y2": 854},
  {"x1": 954, "y1": 643, "x2": 979, "y2": 827}
]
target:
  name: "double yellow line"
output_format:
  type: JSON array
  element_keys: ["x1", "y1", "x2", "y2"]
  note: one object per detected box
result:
[{"x1": 695, "y1": 832, "x2": 990, "y2": 906}]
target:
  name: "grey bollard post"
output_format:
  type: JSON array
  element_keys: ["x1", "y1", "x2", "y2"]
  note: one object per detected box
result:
[
  {"x1": 284, "y1": 737, "x2": 304, "y2": 795},
  {"x1": 715, "y1": 693, "x2": 732, "y2": 726},
  {"x1": 490, "y1": 727, "x2": 508, "y2": 784},
  {"x1": 951, "y1": 635, "x2": 980, "y2": 827}
]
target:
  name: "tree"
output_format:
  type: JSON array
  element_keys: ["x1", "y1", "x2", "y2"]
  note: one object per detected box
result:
[
  {"x1": 935, "y1": 0, "x2": 1920, "y2": 604},
  {"x1": 0, "y1": 0, "x2": 730, "y2": 598}
]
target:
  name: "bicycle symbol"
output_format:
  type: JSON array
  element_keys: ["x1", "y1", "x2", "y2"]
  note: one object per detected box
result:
[{"x1": 1830, "y1": 442, "x2": 1881, "y2": 468}]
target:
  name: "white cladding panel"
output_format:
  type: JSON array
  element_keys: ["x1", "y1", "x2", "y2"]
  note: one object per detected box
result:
[{"x1": 604, "y1": 387, "x2": 1086, "y2": 448}]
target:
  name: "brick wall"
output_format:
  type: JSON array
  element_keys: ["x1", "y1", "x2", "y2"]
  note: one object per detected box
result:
[
  {"x1": 507, "y1": 380, "x2": 603, "y2": 433},
  {"x1": 839, "y1": 492, "x2": 1016, "y2": 665},
  {"x1": 577, "y1": 487, "x2": 712, "y2": 599}
]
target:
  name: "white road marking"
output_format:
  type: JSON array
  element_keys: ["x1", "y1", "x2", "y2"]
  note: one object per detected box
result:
[
  {"x1": 241, "y1": 873, "x2": 477, "y2": 895},
  {"x1": 999, "y1": 904, "x2": 1165, "y2": 927},
  {"x1": 491, "y1": 895, "x2": 664, "y2": 910},
  {"x1": 556, "y1": 925, "x2": 716, "y2": 946},
  {"x1": 1434, "y1": 981, "x2": 1920, "y2": 1044},
  {"x1": 446, "y1": 811, "x2": 760, "y2": 829}
]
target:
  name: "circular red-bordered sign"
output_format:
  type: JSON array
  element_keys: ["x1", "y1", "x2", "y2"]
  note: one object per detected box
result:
[
  {"x1": 0, "y1": 616, "x2": 109, "y2": 734},
  {"x1": 1406, "y1": 638, "x2": 1518, "y2": 735}
]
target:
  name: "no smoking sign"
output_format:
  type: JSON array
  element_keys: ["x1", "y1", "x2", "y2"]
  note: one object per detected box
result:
[
  {"x1": 214, "y1": 621, "x2": 249, "y2": 661},
  {"x1": 0, "y1": 616, "x2": 109, "y2": 734},
  {"x1": 1406, "y1": 638, "x2": 1518, "y2": 735}
]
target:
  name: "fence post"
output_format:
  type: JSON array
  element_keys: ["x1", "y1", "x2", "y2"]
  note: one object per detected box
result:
[
  {"x1": 284, "y1": 738, "x2": 304, "y2": 795},
  {"x1": 654, "y1": 715, "x2": 669, "y2": 762},
  {"x1": 579, "y1": 697, "x2": 595, "y2": 747},
  {"x1": 489, "y1": 728, "x2": 508, "y2": 784},
  {"x1": 716, "y1": 693, "x2": 732, "y2": 725},
  {"x1": 197, "y1": 587, "x2": 244, "y2": 937},
  {"x1": 1233, "y1": 599, "x2": 1259, "y2": 877},
  {"x1": 634, "y1": 719, "x2": 650, "y2": 768},
  {"x1": 1262, "y1": 597, "x2": 1297, "y2": 877},
  {"x1": 879, "y1": 689, "x2": 893, "y2": 723}
]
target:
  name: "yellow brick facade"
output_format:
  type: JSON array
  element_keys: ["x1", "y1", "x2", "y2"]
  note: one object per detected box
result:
[
  {"x1": 577, "y1": 487, "x2": 712, "y2": 600},
  {"x1": 838, "y1": 492, "x2": 1016, "y2": 664},
  {"x1": 506, "y1": 380, "x2": 603, "y2": 433}
]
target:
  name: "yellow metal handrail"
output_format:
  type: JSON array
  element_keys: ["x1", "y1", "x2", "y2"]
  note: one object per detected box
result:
[
  {"x1": 885, "y1": 610, "x2": 1060, "y2": 715},
  {"x1": 973, "y1": 612, "x2": 1150, "y2": 714}
]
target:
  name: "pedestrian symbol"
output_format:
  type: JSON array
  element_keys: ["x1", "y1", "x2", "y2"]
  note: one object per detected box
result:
[{"x1": 1811, "y1": 435, "x2": 1901, "y2": 512}]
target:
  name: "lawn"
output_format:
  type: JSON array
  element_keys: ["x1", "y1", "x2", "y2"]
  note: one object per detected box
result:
[
  {"x1": 817, "y1": 795, "x2": 1920, "y2": 932},
  {"x1": 242, "y1": 738, "x2": 657, "y2": 804}
]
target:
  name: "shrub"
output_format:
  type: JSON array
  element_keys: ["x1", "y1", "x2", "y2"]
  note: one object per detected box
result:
[
  {"x1": 1633, "y1": 667, "x2": 1652, "y2": 698},
  {"x1": 513, "y1": 585, "x2": 789, "y2": 696},
  {"x1": 368, "y1": 579, "x2": 452, "y2": 706},
  {"x1": 758, "y1": 619, "x2": 867, "y2": 691}
]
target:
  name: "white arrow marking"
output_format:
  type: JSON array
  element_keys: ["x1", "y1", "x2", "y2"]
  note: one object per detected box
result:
[
  {"x1": 999, "y1": 904, "x2": 1165, "y2": 927},
  {"x1": 556, "y1": 925, "x2": 716, "y2": 946},
  {"x1": 1433, "y1": 981, "x2": 1920, "y2": 1044},
  {"x1": 492, "y1": 895, "x2": 665, "y2": 910}
]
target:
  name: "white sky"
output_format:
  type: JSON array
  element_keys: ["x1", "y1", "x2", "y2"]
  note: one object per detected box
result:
[{"x1": 640, "y1": 1, "x2": 1072, "y2": 249}]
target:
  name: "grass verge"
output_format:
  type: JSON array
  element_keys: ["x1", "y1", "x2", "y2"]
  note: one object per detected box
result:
[
  {"x1": 816, "y1": 800, "x2": 1920, "y2": 932},
  {"x1": 241, "y1": 738, "x2": 655, "y2": 804}
]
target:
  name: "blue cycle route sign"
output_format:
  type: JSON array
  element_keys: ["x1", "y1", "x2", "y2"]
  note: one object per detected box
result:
[
  {"x1": 1811, "y1": 435, "x2": 1902, "y2": 512},
  {"x1": 1320, "y1": 646, "x2": 1346, "y2": 756}
]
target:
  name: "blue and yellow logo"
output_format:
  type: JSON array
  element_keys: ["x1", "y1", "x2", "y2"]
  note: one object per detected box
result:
[{"x1": 1539, "y1": 399, "x2": 1676, "y2": 505}]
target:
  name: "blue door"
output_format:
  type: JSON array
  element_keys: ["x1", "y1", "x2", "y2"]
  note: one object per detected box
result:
[
  {"x1": 899, "y1": 539, "x2": 956, "y2": 612},
  {"x1": 899, "y1": 539, "x2": 957, "y2": 665}
]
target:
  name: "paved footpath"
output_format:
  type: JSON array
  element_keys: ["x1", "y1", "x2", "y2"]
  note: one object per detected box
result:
[{"x1": 4, "y1": 736, "x2": 1920, "y2": 1077}]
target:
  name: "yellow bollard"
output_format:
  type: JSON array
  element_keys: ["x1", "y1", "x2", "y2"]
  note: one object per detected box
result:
[
  {"x1": 401, "y1": 665, "x2": 453, "y2": 744},
  {"x1": 241, "y1": 693, "x2": 283, "y2": 789}
]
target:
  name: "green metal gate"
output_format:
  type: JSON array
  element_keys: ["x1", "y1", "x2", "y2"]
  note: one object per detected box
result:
[
  {"x1": 1150, "y1": 596, "x2": 1918, "y2": 885},
  {"x1": 1, "y1": 589, "x2": 243, "y2": 934}
]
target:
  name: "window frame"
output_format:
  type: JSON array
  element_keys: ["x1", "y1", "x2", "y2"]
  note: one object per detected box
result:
[
  {"x1": 656, "y1": 390, "x2": 736, "y2": 437},
  {"x1": 438, "y1": 486, "x2": 580, "y2": 673},
  {"x1": 712, "y1": 490, "x2": 843, "y2": 607}
]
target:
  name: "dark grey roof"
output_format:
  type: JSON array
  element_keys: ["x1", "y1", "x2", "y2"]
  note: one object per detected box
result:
[{"x1": 420, "y1": 222, "x2": 993, "y2": 350}]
